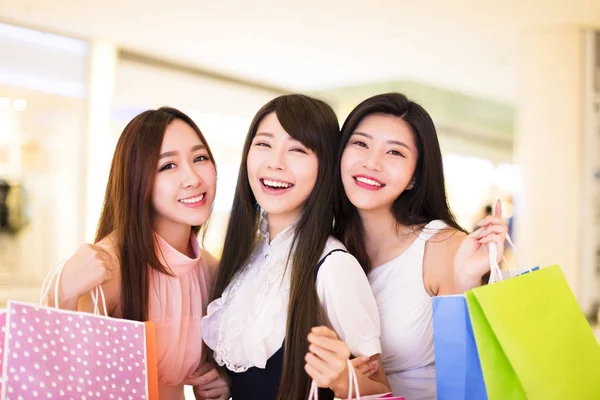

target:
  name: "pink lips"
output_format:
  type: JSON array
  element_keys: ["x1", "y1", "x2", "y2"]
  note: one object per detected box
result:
[
  {"x1": 353, "y1": 174, "x2": 386, "y2": 191},
  {"x1": 178, "y1": 193, "x2": 207, "y2": 208}
]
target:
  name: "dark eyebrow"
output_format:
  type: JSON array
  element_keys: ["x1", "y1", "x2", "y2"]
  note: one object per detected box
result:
[
  {"x1": 255, "y1": 132, "x2": 274, "y2": 138},
  {"x1": 159, "y1": 144, "x2": 206, "y2": 159},
  {"x1": 353, "y1": 131, "x2": 411, "y2": 151}
]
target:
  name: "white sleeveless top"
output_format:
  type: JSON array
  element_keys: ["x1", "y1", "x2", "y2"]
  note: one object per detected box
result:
[{"x1": 368, "y1": 220, "x2": 448, "y2": 400}]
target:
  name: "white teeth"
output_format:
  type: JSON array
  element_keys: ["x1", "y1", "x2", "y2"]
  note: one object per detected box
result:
[
  {"x1": 356, "y1": 177, "x2": 382, "y2": 187},
  {"x1": 262, "y1": 179, "x2": 292, "y2": 188},
  {"x1": 179, "y1": 194, "x2": 205, "y2": 204}
]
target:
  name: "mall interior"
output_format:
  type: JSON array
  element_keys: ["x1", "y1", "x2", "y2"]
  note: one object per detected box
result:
[{"x1": 0, "y1": 1, "x2": 599, "y2": 398}]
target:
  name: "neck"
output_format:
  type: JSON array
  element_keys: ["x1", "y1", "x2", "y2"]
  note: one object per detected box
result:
[
  {"x1": 153, "y1": 220, "x2": 193, "y2": 256},
  {"x1": 358, "y1": 207, "x2": 414, "y2": 267},
  {"x1": 266, "y1": 210, "x2": 299, "y2": 242}
]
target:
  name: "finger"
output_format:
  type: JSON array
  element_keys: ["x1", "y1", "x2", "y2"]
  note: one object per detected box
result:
[
  {"x1": 362, "y1": 360, "x2": 379, "y2": 378},
  {"x1": 195, "y1": 387, "x2": 229, "y2": 399},
  {"x1": 304, "y1": 363, "x2": 327, "y2": 387},
  {"x1": 195, "y1": 375, "x2": 228, "y2": 390},
  {"x1": 479, "y1": 225, "x2": 508, "y2": 238},
  {"x1": 355, "y1": 362, "x2": 371, "y2": 375},
  {"x1": 307, "y1": 334, "x2": 350, "y2": 359},
  {"x1": 479, "y1": 233, "x2": 505, "y2": 245},
  {"x1": 309, "y1": 344, "x2": 345, "y2": 365},
  {"x1": 102, "y1": 269, "x2": 114, "y2": 282},
  {"x1": 494, "y1": 200, "x2": 503, "y2": 218},
  {"x1": 186, "y1": 369, "x2": 219, "y2": 386},
  {"x1": 350, "y1": 356, "x2": 370, "y2": 369},
  {"x1": 193, "y1": 386, "x2": 204, "y2": 398},
  {"x1": 354, "y1": 359, "x2": 377, "y2": 376},
  {"x1": 90, "y1": 244, "x2": 111, "y2": 256},
  {"x1": 311, "y1": 326, "x2": 338, "y2": 339},
  {"x1": 305, "y1": 352, "x2": 336, "y2": 376},
  {"x1": 188, "y1": 362, "x2": 215, "y2": 379},
  {"x1": 477, "y1": 216, "x2": 505, "y2": 228},
  {"x1": 469, "y1": 227, "x2": 486, "y2": 239}
]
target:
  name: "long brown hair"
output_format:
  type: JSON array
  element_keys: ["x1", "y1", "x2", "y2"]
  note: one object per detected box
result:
[
  {"x1": 95, "y1": 107, "x2": 216, "y2": 321},
  {"x1": 333, "y1": 93, "x2": 465, "y2": 272},
  {"x1": 211, "y1": 94, "x2": 340, "y2": 400}
]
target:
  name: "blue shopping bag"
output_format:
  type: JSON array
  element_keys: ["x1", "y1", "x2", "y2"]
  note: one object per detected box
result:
[{"x1": 433, "y1": 295, "x2": 487, "y2": 400}]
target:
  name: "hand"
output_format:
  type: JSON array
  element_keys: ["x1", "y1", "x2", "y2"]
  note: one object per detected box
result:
[
  {"x1": 454, "y1": 201, "x2": 508, "y2": 292},
  {"x1": 304, "y1": 326, "x2": 351, "y2": 396},
  {"x1": 58, "y1": 244, "x2": 115, "y2": 305},
  {"x1": 351, "y1": 356, "x2": 379, "y2": 378},
  {"x1": 186, "y1": 362, "x2": 230, "y2": 400}
]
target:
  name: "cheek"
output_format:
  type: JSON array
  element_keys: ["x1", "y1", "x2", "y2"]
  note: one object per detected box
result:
[
  {"x1": 340, "y1": 149, "x2": 357, "y2": 176},
  {"x1": 150, "y1": 178, "x2": 168, "y2": 212},
  {"x1": 303, "y1": 158, "x2": 319, "y2": 188},
  {"x1": 202, "y1": 164, "x2": 217, "y2": 188},
  {"x1": 246, "y1": 150, "x2": 260, "y2": 178}
]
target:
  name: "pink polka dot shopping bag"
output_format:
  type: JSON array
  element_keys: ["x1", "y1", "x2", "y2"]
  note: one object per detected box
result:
[{"x1": 0, "y1": 263, "x2": 158, "y2": 400}]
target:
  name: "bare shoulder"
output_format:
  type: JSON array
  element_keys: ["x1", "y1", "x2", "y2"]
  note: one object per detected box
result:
[
  {"x1": 423, "y1": 228, "x2": 466, "y2": 295},
  {"x1": 428, "y1": 228, "x2": 466, "y2": 253}
]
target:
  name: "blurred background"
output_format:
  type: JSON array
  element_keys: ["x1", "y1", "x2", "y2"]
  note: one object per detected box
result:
[{"x1": 0, "y1": 0, "x2": 599, "y2": 340}]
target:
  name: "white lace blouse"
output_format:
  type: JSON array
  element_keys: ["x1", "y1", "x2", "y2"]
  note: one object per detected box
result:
[{"x1": 202, "y1": 221, "x2": 381, "y2": 373}]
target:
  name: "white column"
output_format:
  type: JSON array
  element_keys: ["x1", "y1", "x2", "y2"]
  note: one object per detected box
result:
[
  {"x1": 514, "y1": 26, "x2": 593, "y2": 309},
  {"x1": 84, "y1": 40, "x2": 117, "y2": 242}
]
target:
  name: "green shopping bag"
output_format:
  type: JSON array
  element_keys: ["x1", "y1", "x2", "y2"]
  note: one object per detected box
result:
[{"x1": 466, "y1": 261, "x2": 600, "y2": 399}]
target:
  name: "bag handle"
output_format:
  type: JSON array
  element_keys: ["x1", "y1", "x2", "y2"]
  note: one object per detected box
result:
[
  {"x1": 39, "y1": 260, "x2": 108, "y2": 316},
  {"x1": 308, "y1": 359, "x2": 360, "y2": 400}
]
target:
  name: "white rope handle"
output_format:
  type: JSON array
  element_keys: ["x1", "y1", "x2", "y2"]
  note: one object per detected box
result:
[
  {"x1": 40, "y1": 260, "x2": 66, "y2": 306},
  {"x1": 308, "y1": 359, "x2": 361, "y2": 400},
  {"x1": 39, "y1": 260, "x2": 108, "y2": 317},
  {"x1": 487, "y1": 241, "x2": 504, "y2": 285},
  {"x1": 501, "y1": 233, "x2": 522, "y2": 276},
  {"x1": 347, "y1": 359, "x2": 360, "y2": 399},
  {"x1": 487, "y1": 233, "x2": 525, "y2": 284}
]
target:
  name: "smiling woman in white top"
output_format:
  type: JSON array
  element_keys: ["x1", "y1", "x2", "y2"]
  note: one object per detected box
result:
[
  {"x1": 201, "y1": 94, "x2": 391, "y2": 400},
  {"x1": 306, "y1": 93, "x2": 508, "y2": 400}
]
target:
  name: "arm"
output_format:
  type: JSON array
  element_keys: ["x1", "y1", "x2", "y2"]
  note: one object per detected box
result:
[
  {"x1": 424, "y1": 203, "x2": 508, "y2": 295},
  {"x1": 423, "y1": 229, "x2": 465, "y2": 296},
  {"x1": 306, "y1": 327, "x2": 390, "y2": 397},
  {"x1": 308, "y1": 251, "x2": 391, "y2": 396},
  {"x1": 47, "y1": 242, "x2": 120, "y2": 316}
]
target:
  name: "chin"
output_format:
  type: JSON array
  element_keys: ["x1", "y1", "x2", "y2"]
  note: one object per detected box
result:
[{"x1": 347, "y1": 196, "x2": 380, "y2": 212}]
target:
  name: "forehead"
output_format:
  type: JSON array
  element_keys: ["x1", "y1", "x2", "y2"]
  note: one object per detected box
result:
[
  {"x1": 255, "y1": 112, "x2": 290, "y2": 140},
  {"x1": 161, "y1": 119, "x2": 203, "y2": 149},
  {"x1": 354, "y1": 114, "x2": 415, "y2": 144}
]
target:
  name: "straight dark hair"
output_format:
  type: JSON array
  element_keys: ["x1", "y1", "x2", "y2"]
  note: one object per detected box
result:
[
  {"x1": 211, "y1": 94, "x2": 340, "y2": 400},
  {"x1": 333, "y1": 92, "x2": 465, "y2": 272},
  {"x1": 96, "y1": 107, "x2": 216, "y2": 321}
]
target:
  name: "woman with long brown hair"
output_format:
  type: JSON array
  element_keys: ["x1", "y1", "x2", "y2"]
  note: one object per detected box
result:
[
  {"x1": 202, "y1": 94, "x2": 391, "y2": 400},
  {"x1": 50, "y1": 107, "x2": 229, "y2": 399}
]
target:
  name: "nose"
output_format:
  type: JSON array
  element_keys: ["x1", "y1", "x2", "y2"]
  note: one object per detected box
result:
[
  {"x1": 364, "y1": 150, "x2": 382, "y2": 172},
  {"x1": 267, "y1": 147, "x2": 286, "y2": 171},
  {"x1": 181, "y1": 161, "x2": 203, "y2": 188}
]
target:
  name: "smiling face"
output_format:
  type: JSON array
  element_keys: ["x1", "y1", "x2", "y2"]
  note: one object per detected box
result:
[
  {"x1": 246, "y1": 111, "x2": 318, "y2": 229},
  {"x1": 151, "y1": 119, "x2": 216, "y2": 237},
  {"x1": 340, "y1": 113, "x2": 419, "y2": 213}
]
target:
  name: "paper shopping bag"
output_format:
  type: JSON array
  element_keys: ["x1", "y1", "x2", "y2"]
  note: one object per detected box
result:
[{"x1": 1, "y1": 300, "x2": 158, "y2": 399}]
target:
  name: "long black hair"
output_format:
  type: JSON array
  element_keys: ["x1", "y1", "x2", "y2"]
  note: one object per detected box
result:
[
  {"x1": 211, "y1": 94, "x2": 340, "y2": 400},
  {"x1": 333, "y1": 92, "x2": 465, "y2": 272}
]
